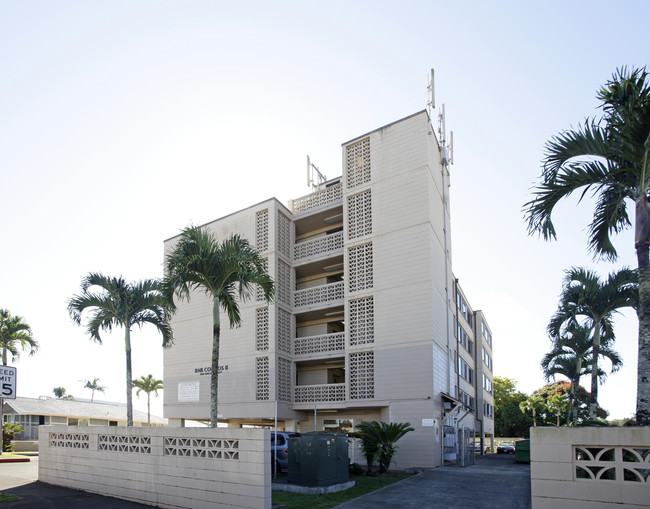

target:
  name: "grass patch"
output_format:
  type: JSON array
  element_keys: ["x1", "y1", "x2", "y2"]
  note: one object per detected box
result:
[
  {"x1": 272, "y1": 473, "x2": 413, "y2": 509},
  {"x1": 0, "y1": 452, "x2": 29, "y2": 459},
  {"x1": 0, "y1": 493, "x2": 23, "y2": 502}
]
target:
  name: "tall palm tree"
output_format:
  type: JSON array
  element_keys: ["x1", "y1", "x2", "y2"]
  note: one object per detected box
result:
[
  {"x1": 68, "y1": 273, "x2": 173, "y2": 426},
  {"x1": 164, "y1": 226, "x2": 274, "y2": 427},
  {"x1": 83, "y1": 377, "x2": 106, "y2": 403},
  {"x1": 132, "y1": 374, "x2": 163, "y2": 425},
  {"x1": 524, "y1": 67, "x2": 650, "y2": 424},
  {"x1": 519, "y1": 394, "x2": 546, "y2": 427},
  {"x1": 0, "y1": 309, "x2": 38, "y2": 366},
  {"x1": 547, "y1": 267, "x2": 635, "y2": 417}
]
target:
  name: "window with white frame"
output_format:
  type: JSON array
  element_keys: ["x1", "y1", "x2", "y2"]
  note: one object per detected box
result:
[{"x1": 457, "y1": 355, "x2": 474, "y2": 384}]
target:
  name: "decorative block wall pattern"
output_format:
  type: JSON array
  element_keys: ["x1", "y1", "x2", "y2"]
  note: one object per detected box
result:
[
  {"x1": 49, "y1": 433, "x2": 89, "y2": 449},
  {"x1": 347, "y1": 190, "x2": 372, "y2": 239},
  {"x1": 277, "y1": 212, "x2": 291, "y2": 259},
  {"x1": 164, "y1": 437, "x2": 239, "y2": 460},
  {"x1": 256, "y1": 357, "x2": 269, "y2": 401},
  {"x1": 255, "y1": 308, "x2": 269, "y2": 351},
  {"x1": 345, "y1": 137, "x2": 371, "y2": 189},
  {"x1": 277, "y1": 260, "x2": 291, "y2": 306},
  {"x1": 348, "y1": 243, "x2": 373, "y2": 293},
  {"x1": 277, "y1": 357, "x2": 292, "y2": 403},
  {"x1": 277, "y1": 307, "x2": 291, "y2": 354},
  {"x1": 255, "y1": 209, "x2": 268, "y2": 251},
  {"x1": 256, "y1": 259, "x2": 269, "y2": 302},
  {"x1": 349, "y1": 297, "x2": 374, "y2": 346},
  {"x1": 349, "y1": 351, "x2": 375, "y2": 399},
  {"x1": 291, "y1": 182, "x2": 342, "y2": 214},
  {"x1": 99, "y1": 435, "x2": 151, "y2": 454}
]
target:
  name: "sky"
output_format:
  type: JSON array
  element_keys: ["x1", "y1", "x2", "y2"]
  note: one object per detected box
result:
[{"x1": 1, "y1": 0, "x2": 648, "y2": 421}]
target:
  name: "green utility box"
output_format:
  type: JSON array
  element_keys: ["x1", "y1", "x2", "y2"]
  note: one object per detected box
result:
[
  {"x1": 514, "y1": 439, "x2": 530, "y2": 463},
  {"x1": 288, "y1": 433, "x2": 349, "y2": 486}
]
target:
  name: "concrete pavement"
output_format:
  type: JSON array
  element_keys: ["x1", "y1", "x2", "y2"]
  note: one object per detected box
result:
[
  {"x1": 334, "y1": 454, "x2": 531, "y2": 509},
  {"x1": 1, "y1": 454, "x2": 530, "y2": 508}
]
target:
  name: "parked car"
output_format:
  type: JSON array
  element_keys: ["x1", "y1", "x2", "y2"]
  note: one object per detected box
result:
[
  {"x1": 497, "y1": 441, "x2": 516, "y2": 454},
  {"x1": 271, "y1": 432, "x2": 300, "y2": 473}
]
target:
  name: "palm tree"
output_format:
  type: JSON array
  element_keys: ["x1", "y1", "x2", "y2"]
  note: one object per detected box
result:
[
  {"x1": 83, "y1": 377, "x2": 106, "y2": 403},
  {"x1": 164, "y1": 226, "x2": 274, "y2": 427},
  {"x1": 547, "y1": 393, "x2": 570, "y2": 427},
  {"x1": 519, "y1": 394, "x2": 546, "y2": 427},
  {"x1": 132, "y1": 374, "x2": 163, "y2": 425},
  {"x1": 53, "y1": 387, "x2": 67, "y2": 399},
  {"x1": 547, "y1": 267, "x2": 635, "y2": 418},
  {"x1": 524, "y1": 67, "x2": 650, "y2": 424},
  {"x1": 68, "y1": 273, "x2": 173, "y2": 426},
  {"x1": 0, "y1": 309, "x2": 38, "y2": 366}
]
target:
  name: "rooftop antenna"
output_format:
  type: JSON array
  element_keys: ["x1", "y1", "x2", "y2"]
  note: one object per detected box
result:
[
  {"x1": 438, "y1": 104, "x2": 454, "y2": 167},
  {"x1": 307, "y1": 155, "x2": 327, "y2": 189},
  {"x1": 427, "y1": 68, "x2": 435, "y2": 116}
]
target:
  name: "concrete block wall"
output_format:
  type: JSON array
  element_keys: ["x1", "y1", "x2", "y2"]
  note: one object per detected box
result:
[
  {"x1": 39, "y1": 425, "x2": 270, "y2": 509},
  {"x1": 531, "y1": 427, "x2": 650, "y2": 508}
]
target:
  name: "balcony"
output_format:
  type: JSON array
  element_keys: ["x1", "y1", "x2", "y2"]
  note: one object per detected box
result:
[
  {"x1": 294, "y1": 332, "x2": 345, "y2": 358},
  {"x1": 291, "y1": 182, "x2": 342, "y2": 215},
  {"x1": 294, "y1": 281, "x2": 344, "y2": 309},
  {"x1": 294, "y1": 383, "x2": 346, "y2": 403},
  {"x1": 294, "y1": 231, "x2": 344, "y2": 263}
]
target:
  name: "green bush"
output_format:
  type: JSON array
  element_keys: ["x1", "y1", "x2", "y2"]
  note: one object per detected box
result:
[{"x1": 2, "y1": 422, "x2": 25, "y2": 452}]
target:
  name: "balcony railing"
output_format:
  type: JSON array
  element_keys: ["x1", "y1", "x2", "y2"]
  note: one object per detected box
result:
[
  {"x1": 294, "y1": 281, "x2": 344, "y2": 309},
  {"x1": 294, "y1": 332, "x2": 345, "y2": 357},
  {"x1": 294, "y1": 231, "x2": 344, "y2": 262},
  {"x1": 291, "y1": 183, "x2": 342, "y2": 214},
  {"x1": 294, "y1": 383, "x2": 346, "y2": 403}
]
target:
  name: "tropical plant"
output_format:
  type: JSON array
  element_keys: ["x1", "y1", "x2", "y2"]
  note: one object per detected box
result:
[
  {"x1": 542, "y1": 321, "x2": 622, "y2": 424},
  {"x1": 83, "y1": 377, "x2": 106, "y2": 403},
  {"x1": 524, "y1": 67, "x2": 650, "y2": 424},
  {"x1": 547, "y1": 267, "x2": 635, "y2": 417},
  {"x1": 2, "y1": 422, "x2": 25, "y2": 452},
  {"x1": 533, "y1": 381, "x2": 608, "y2": 423},
  {"x1": 132, "y1": 374, "x2": 163, "y2": 425},
  {"x1": 164, "y1": 226, "x2": 274, "y2": 427},
  {"x1": 52, "y1": 387, "x2": 68, "y2": 399},
  {"x1": 519, "y1": 394, "x2": 546, "y2": 427},
  {"x1": 0, "y1": 309, "x2": 38, "y2": 366},
  {"x1": 353, "y1": 421, "x2": 414, "y2": 474},
  {"x1": 547, "y1": 393, "x2": 570, "y2": 427},
  {"x1": 68, "y1": 273, "x2": 173, "y2": 426}
]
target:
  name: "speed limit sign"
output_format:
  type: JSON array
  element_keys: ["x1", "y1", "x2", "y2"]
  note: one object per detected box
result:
[{"x1": 0, "y1": 365, "x2": 17, "y2": 399}]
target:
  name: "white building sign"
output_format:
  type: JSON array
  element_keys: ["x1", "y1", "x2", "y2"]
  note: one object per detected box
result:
[
  {"x1": 0, "y1": 365, "x2": 17, "y2": 399},
  {"x1": 178, "y1": 381, "x2": 200, "y2": 402}
]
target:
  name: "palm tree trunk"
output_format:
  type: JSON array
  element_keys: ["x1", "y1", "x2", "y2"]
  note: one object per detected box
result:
[
  {"x1": 125, "y1": 328, "x2": 133, "y2": 426},
  {"x1": 211, "y1": 299, "x2": 221, "y2": 428},
  {"x1": 147, "y1": 394, "x2": 151, "y2": 425},
  {"x1": 636, "y1": 196, "x2": 650, "y2": 425},
  {"x1": 589, "y1": 323, "x2": 602, "y2": 419}
]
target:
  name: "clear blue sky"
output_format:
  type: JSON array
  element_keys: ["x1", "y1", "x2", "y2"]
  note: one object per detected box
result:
[{"x1": 1, "y1": 0, "x2": 648, "y2": 419}]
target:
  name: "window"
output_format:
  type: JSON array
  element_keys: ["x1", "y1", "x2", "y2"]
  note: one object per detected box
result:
[
  {"x1": 456, "y1": 292, "x2": 472, "y2": 326},
  {"x1": 482, "y1": 347, "x2": 493, "y2": 371},
  {"x1": 484, "y1": 402, "x2": 494, "y2": 418},
  {"x1": 457, "y1": 322, "x2": 473, "y2": 354},
  {"x1": 458, "y1": 389, "x2": 475, "y2": 409},
  {"x1": 483, "y1": 374, "x2": 493, "y2": 393},
  {"x1": 482, "y1": 321, "x2": 492, "y2": 346},
  {"x1": 457, "y1": 355, "x2": 474, "y2": 384}
]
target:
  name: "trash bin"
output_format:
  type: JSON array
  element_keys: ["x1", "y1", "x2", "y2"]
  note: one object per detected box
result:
[{"x1": 514, "y1": 439, "x2": 530, "y2": 463}]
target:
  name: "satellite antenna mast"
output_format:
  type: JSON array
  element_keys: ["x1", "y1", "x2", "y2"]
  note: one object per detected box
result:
[
  {"x1": 307, "y1": 155, "x2": 327, "y2": 189},
  {"x1": 438, "y1": 104, "x2": 454, "y2": 166}
]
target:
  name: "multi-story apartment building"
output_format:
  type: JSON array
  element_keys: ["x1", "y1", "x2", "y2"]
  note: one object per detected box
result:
[{"x1": 163, "y1": 110, "x2": 494, "y2": 468}]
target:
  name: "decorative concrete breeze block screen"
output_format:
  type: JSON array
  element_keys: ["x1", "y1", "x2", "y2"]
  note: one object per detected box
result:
[
  {"x1": 277, "y1": 259, "x2": 292, "y2": 306},
  {"x1": 277, "y1": 307, "x2": 291, "y2": 354},
  {"x1": 349, "y1": 350, "x2": 375, "y2": 399},
  {"x1": 346, "y1": 137, "x2": 371, "y2": 189},
  {"x1": 277, "y1": 357, "x2": 292, "y2": 403},
  {"x1": 348, "y1": 242, "x2": 373, "y2": 293},
  {"x1": 50, "y1": 433, "x2": 89, "y2": 449},
  {"x1": 255, "y1": 209, "x2": 269, "y2": 251},
  {"x1": 99, "y1": 435, "x2": 151, "y2": 454},
  {"x1": 349, "y1": 296, "x2": 374, "y2": 346},
  {"x1": 574, "y1": 446, "x2": 650, "y2": 483},
  {"x1": 256, "y1": 258, "x2": 269, "y2": 302},
  {"x1": 277, "y1": 211, "x2": 291, "y2": 258},
  {"x1": 255, "y1": 307, "x2": 269, "y2": 351},
  {"x1": 256, "y1": 356, "x2": 269, "y2": 400},
  {"x1": 347, "y1": 190, "x2": 372, "y2": 240}
]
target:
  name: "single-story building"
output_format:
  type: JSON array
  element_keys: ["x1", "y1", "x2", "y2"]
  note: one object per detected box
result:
[{"x1": 2, "y1": 397, "x2": 165, "y2": 441}]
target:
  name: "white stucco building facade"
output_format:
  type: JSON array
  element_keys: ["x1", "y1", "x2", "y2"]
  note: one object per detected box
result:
[{"x1": 163, "y1": 110, "x2": 494, "y2": 468}]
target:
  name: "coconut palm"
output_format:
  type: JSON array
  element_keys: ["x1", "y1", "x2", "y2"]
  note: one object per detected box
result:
[
  {"x1": 0, "y1": 309, "x2": 38, "y2": 366},
  {"x1": 132, "y1": 374, "x2": 163, "y2": 425},
  {"x1": 164, "y1": 226, "x2": 274, "y2": 427},
  {"x1": 524, "y1": 67, "x2": 650, "y2": 424},
  {"x1": 547, "y1": 267, "x2": 635, "y2": 417},
  {"x1": 68, "y1": 273, "x2": 173, "y2": 426},
  {"x1": 83, "y1": 377, "x2": 106, "y2": 403}
]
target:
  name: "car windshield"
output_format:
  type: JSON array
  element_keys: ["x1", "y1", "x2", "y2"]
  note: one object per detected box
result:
[{"x1": 500, "y1": 442, "x2": 514, "y2": 446}]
